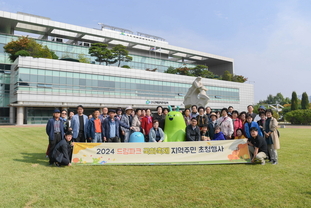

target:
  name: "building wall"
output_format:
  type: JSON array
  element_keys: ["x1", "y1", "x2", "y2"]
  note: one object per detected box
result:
[{"x1": 8, "y1": 57, "x2": 254, "y2": 124}]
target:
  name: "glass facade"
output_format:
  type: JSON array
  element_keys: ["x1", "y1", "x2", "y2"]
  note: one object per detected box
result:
[
  {"x1": 26, "y1": 107, "x2": 94, "y2": 124},
  {"x1": 0, "y1": 64, "x2": 11, "y2": 123},
  {"x1": 0, "y1": 34, "x2": 196, "y2": 72},
  {"x1": 16, "y1": 67, "x2": 239, "y2": 102}
]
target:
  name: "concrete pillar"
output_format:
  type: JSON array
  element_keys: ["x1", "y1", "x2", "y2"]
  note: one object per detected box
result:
[
  {"x1": 16, "y1": 106, "x2": 24, "y2": 125},
  {"x1": 9, "y1": 107, "x2": 15, "y2": 124}
]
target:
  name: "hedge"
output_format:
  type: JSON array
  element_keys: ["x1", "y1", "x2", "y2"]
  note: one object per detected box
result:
[{"x1": 285, "y1": 109, "x2": 311, "y2": 125}]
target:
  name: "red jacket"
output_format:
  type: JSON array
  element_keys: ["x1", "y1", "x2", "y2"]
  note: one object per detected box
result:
[
  {"x1": 141, "y1": 116, "x2": 153, "y2": 135},
  {"x1": 233, "y1": 118, "x2": 243, "y2": 136}
]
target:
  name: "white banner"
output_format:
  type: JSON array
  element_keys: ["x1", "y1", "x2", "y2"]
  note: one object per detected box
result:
[{"x1": 71, "y1": 140, "x2": 251, "y2": 165}]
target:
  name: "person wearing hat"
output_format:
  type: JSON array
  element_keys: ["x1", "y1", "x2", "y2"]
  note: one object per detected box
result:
[
  {"x1": 115, "y1": 107, "x2": 123, "y2": 120},
  {"x1": 51, "y1": 131, "x2": 74, "y2": 167},
  {"x1": 102, "y1": 109, "x2": 133, "y2": 142},
  {"x1": 208, "y1": 112, "x2": 217, "y2": 139},
  {"x1": 120, "y1": 106, "x2": 134, "y2": 142},
  {"x1": 46, "y1": 109, "x2": 64, "y2": 164},
  {"x1": 254, "y1": 105, "x2": 266, "y2": 122}
]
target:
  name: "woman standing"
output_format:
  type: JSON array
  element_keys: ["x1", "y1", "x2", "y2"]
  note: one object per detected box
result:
[
  {"x1": 216, "y1": 108, "x2": 233, "y2": 140},
  {"x1": 232, "y1": 110, "x2": 242, "y2": 138},
  {"x1": 141, "y1": 109, "x2": 153, "y2": 142},
  {"x1": 183, "y1": 108, "x2": 191, "y2": 126},
  {"x1": 239, "y1": 111, "x2": 247, "y2": 136},
  {"x1": 132, "y1": 108, "x2": 142, "y2": 132},
  {"x1": 264, "y1": 109, "x2": 280, "y2": 165}
]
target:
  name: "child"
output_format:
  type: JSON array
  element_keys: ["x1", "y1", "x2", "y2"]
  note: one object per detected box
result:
[
  {"x1": 213, "y1": 126, "x2": 226, "y2": 140},
  {"x1": 200, "y1": 124, "x2": 210, "y2": 141},
  {"x1": 234, "y1": 128, "x2": 246, "y2": 139}
]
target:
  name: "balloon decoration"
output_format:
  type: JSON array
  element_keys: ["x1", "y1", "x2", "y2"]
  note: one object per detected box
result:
[{"x1": 129, "y1": 132, "x2": 145, "y2": 143}]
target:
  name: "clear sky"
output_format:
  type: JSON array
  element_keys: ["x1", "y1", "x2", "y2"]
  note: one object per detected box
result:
[{"x1": 1, "y1": 0, "x2": 310, "y2": 102}]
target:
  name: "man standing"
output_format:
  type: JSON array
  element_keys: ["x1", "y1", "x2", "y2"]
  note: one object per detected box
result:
[
  {"x1": 185, "y1": 118, "x2": 201, "y2": 141},
  {"x1": 71, "y1": 105, "x2": 88, "y2": 142},
  {"x1": 248, "y1": 127, "x2": 268, "y2": 165},
  {"x1": 87, "y1": 109, "x2": 103, "y2": 143},
  {"x1": 102, "y1": 109, "x2": 132, "y2": 142},
  {"x1": 190, "y1": 105, "x2": 199, "y2": 118},
  {"x1": 247, "y1": 105, "x2": 257, "y2": 121},
  {"x1": 100, "y1": 107, "x2": 109, "y2": 122},
  {"x1": 120, "y1": 106, "x2": 134, "y2": 142},
  {"x1": 46, "y1": 109, "x2": 64, "y2": 164}
]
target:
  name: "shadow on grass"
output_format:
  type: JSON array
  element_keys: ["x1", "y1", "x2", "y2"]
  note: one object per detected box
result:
[{"x1": 13, "y1": 153, "x2": 49, "y2": 166}]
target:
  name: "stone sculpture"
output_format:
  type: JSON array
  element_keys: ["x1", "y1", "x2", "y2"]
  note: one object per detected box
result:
[{"x1": 183, "y1": 77, "x2": 210, "y2": 108}]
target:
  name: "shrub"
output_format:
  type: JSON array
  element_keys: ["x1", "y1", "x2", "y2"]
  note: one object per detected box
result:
[{"x1": 285, "y1": 109, "x2": 311, "y2": 125}]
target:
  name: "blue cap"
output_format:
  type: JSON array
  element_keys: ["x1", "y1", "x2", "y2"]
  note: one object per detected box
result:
[
  {"x1": 54, "y1": 109, "x2": 60, "y2": 113},
  {"x1": 259, "y1": 106, "x2": 266, "y2": 110}
]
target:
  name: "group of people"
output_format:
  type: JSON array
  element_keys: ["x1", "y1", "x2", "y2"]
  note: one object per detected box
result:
[{"x1": 46, "y1": 104, "x2": 280, "y2": 166}]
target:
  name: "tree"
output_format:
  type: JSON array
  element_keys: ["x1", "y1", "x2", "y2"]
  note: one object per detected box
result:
[
  {"x1": 121, "y1": 65, "x2": 131, "y2": 68},
  {"x1": 111, "y1": 44, "x2": 132, "y2": 67},
  {"x1": 222, "y1": 70, "x2": 232, "y2": 81},
  {"x1": 274, "y1": 93, "x2": 285, "y2": 104},
  {"x1": 301, "y1": 92, "x2": 310, "y2": 109},
  {"x1": 164, "y1": 66, "x2": 178, "y2": 74},
  {"x1": 291, "y1": 91, "x2": 298, "y2": 110},
  {"x1": 89, "y1": 43, "x2": 116, "y2": 65},
  {"x1": 232, "y1": 74, "x2": 248, "y2": 83},
  {"x1": 78, "y1": 54, "x2": 91, "y2": 63},
  {"x1": 3, "y1": 36, "x2": 56, "y2": 62}
]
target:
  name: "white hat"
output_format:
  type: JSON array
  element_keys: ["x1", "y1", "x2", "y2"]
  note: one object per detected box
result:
[{"x1": 125, "y1": 106, "x2": 133, "y2": 111}]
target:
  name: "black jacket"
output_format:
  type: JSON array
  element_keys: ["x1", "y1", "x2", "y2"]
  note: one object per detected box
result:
[
  {"x1": 51, "y1": 139, "x2": 72, "y2": 163},
  {"x1": 185, "y1": 125, "x2": 201, "y2": 141},
  {"x1": 196, "y1": 114, "x2": 209, "y2": 128}
]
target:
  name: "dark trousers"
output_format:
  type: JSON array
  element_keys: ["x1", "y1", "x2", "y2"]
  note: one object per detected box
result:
[
  {"x1": 59, "y1": 156, "x2": 70, "y2": 166},
  {"x1": 48, "y1": 133, "x2": 62, "y2": 164},
  {"x1": 144, "y1": 135, "x2": 149, "y2": 142},
  {"x1": 107, "y1": 137, "x2": 120, "y2": 142},
  {"x1": 75, "y1": 131, "x2": 86, "y2": 142}
]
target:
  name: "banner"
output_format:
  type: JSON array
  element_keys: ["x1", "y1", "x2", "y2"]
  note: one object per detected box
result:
[{"x1": 71, "y1": 139, "x2": 251, "y2": 166}]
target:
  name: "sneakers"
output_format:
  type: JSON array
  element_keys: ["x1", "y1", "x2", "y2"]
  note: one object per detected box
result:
[{"x1": 272, "y1": 161, "x2": 278, "y2": 165}]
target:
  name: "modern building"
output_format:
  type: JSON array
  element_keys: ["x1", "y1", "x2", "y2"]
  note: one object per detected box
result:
[{"x1": 0, "y1": 10, "x2": 254, "y2": 125}]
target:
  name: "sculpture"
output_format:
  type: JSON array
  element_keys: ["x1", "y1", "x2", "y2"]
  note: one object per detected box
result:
[
  {"x1": 164, "y1": 106, "x2": 186, "y2": 142},
  {"x1": 183, "y1": 77, "x2": 210, "y2": 108}
]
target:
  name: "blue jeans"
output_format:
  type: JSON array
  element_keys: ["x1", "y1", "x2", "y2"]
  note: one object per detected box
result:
[
  {"x1": 92, "y1": 133, "x2": 102, "y2": 143},
  {"x1": 124, "y1": 131, "x2": 131, "y2": 142}
]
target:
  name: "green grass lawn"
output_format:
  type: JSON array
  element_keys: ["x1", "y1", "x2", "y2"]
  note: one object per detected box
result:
[{"x1": 0, "y1": 127, "x2": 310, "y2": 208}]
